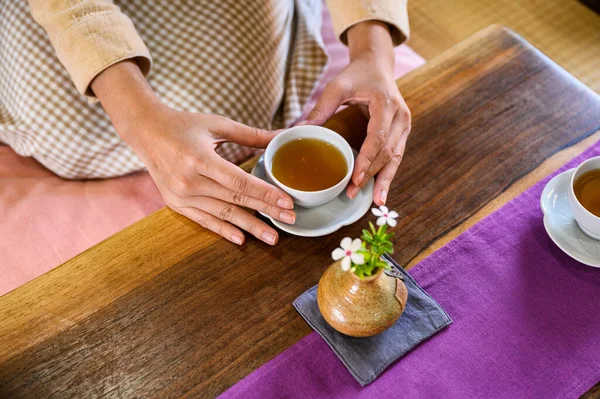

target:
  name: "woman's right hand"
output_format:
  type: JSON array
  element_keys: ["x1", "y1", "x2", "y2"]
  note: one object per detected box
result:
[
  {"x1": 91, "y1": 60, "x2": 294, "y2": 245},
  {"x1": 131, "y1": 107, "x2": 295, "y2": 245}
]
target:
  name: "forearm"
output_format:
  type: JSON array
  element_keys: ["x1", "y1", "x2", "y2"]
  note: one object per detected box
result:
[
  {"x1": 347, "y1": 21, "x2": 395, "y2": 69},
  {"x1": 90, "y1": 60, "x2": 162, "y2": 147},
  {"x1": 325, "y1": 0, "x2": 409, "y2": 46}
]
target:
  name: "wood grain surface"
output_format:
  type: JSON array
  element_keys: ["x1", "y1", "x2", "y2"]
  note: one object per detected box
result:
[{"x1": 1, "y1": 26, "x2": 600, "y2": 398}]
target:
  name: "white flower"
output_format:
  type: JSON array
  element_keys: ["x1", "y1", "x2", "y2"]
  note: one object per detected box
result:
[
  {"x1": 331, "y1": 237, "x2": 365, "y2": 271},
  {"x1": 372, "y1": 205, "x2": 399, "y2": 227}
]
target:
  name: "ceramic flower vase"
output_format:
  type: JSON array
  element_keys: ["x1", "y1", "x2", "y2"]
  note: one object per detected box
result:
[{"x1": 317, "y1": 261, "x2": 408, "y2": 337}]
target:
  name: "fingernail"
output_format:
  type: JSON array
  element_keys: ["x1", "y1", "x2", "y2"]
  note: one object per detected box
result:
[
  {"x1": 279, "y1": 211, "x2": 295, "y2": 224},
  {"x1": 296, "y1": 120, "x2": 308, "y2": 126},
  {"x1": 379, "y1": 189, "x2": 388, "y2": 204},
  {"x1": 277, "y1": 198, "x2": 294, "y2": 209},
  {"x1": 355, "y1": 172, "x2": 365, "y2": 186},
  {"x1": 262, "y1": 231, "x2": 277, "y2": 245},
  {"x1": 231, "y1": 234, "x2": 244, "y2": 245},
  {"x1": 348, "y1": 185, "x2": 360, "y2": 199}
]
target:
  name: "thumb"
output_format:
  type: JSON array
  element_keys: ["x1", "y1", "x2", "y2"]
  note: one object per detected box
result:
[
  {"x1": 216, "y1": 119, "x2": 281, "y2": 149},
  {"x1": 306, "y1": 82, "x2": 347, "y2": 125}
]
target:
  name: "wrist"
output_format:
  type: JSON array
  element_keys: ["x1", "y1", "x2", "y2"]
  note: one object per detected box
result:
[
  {"x1": 91, "y1": 60, "x2": 166, "y2": 146},
  {"x1": 347, "y1": 21, "x2": 395, "y2": 67}
]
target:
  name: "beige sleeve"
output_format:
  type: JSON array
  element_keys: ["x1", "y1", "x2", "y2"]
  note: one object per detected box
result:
[
  {"x1": 325, "y1": 0, "x2": 410, "y2": 46},
  {"x1": 28, "y1": 0, "x2": 151, "y2": 97}
]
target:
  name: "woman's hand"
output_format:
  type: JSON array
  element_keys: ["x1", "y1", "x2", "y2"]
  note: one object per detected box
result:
[
  {"x1": 91, "y1": 61, "x2": 294, "y2": 245},
  {"x1": 306, "y1": 21, "x2": 411, "y2": 206},
  {"x1": 131, "y1": 108, "x2": 296, "y2": 246}
]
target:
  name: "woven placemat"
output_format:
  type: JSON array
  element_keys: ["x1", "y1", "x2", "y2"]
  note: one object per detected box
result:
[{"x1": 408, "y1": 0, "x2": 600, "y2": 92}]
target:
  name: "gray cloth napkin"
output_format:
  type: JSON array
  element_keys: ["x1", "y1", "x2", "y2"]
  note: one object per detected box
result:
[{"x1": 293, "y1": 255, "x2": 452, "y2": 386}]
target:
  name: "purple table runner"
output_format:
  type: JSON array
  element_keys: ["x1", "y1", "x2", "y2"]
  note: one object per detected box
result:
[{"x1": 222, "y1": 142, "x2": 600, "y2": 399}]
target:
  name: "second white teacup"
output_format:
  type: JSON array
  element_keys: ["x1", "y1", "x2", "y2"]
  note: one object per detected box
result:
[
  {"x1": 264, "y1": 125, "x2": 354, "y2": 208},
  {"x1": 568, "y1": 155, "x2": 600, "y2": 240}
]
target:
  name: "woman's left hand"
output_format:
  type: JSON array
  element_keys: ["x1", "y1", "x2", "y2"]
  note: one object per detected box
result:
[{"x1": 306, "y1": 21, "x2": 411, "y2": 206}]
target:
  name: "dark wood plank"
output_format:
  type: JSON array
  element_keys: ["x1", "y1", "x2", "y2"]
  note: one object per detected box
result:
[
  {"x1": 580, "y1": 0, "x2": 600, "y2": 15},
  {"x1": 1, "y1": 26, "x2": 600, "y2": 398}
]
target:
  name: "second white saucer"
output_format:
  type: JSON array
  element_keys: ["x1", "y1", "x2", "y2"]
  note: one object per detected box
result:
[{"x1": 540, "y1": 168, "x2": 600, "y2": 267}]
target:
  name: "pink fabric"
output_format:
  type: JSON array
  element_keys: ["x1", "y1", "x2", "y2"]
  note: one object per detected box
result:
[
  {"x1": 0, "y1": 8, "x2": 424, "y2": 296},
  {"x1": 0, "y1": 148, "x2": 164, "y2": 294}
]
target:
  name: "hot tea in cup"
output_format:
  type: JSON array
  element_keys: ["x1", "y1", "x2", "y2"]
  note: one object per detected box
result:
[
  {"x1": 573, "y1": 169, "x2": 600, "y2": 217},
  {"x1": 271, "y1": 138, "x2": 347, "y2": 192},
  {"x1": 264, "y1": 125, "x2": 354, "y2": 208},
  {"x1": 568, "y1": 156, "x2": 600, "y2": 240}
]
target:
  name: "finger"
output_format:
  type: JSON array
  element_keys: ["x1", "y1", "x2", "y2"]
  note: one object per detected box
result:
[
  {"x1": 202, "y1": 154, "x2": 294, "y2": 209},
  {"x1": 346, "y1": 122, "x2": 408, "y2": 201},
  {"x1": 353, "y1": 99, "x2": 396, "y2": 186},
  {"x1": 212, "y1": 117, "x2": 281, "y2": 148},
  {"x1": 198, "y1": 176, "x2": 296, "y2": 224},
  {"x1": 359, "y1": 117, "x2": 403, "y2": 187},
  {"x1": 346, "y1": 182, "x2": 361, "y2": 200},
  {"x1": 306, "y1": 81, "x2": 347, "y2": 125},
  {"x1": 373, "y1": 131, "x2": 409, "y2": 206},
  {"x1": 176, "y1": 206, "x2": 245, "y2": 245},
  {"x1": 193, "y1": 196, "x2": 279, "y2": 245}
]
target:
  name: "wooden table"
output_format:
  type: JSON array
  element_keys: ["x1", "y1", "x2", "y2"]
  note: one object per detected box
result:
[{"x1": 1, "y1": 26, "x2": 600, "y2": 398}]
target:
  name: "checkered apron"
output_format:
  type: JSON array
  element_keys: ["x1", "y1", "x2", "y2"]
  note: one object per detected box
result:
[{"x1": 0, "y1": 0, "x2": 327, "y2": 178}]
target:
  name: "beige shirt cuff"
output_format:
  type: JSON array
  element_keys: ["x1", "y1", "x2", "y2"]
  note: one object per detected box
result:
[
  {"x1": 326, "y1": 0, "x2": 410, "y2": 46},
  {"x1": 34, "y1": 10, "x2": 152, "y2": 97},
  {"x1": 51, "y1": 12, "x2": 151, "y2": 97}
]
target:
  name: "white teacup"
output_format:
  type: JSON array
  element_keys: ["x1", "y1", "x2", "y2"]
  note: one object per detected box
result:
[
  {"x1": 264, "y1": 125, "x2": 354, "y2": 208},
  {"x1": 568, "y1": 155, "x2": 600, "y2": 240}
]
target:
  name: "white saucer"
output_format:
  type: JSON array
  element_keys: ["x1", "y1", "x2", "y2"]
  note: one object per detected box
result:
[
  {"x1": 251, "y1": 153, "x2": 374, "y2": 237},
  {"x1": 540, "y1": 168, "x2": 600, "y2": 267}
]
